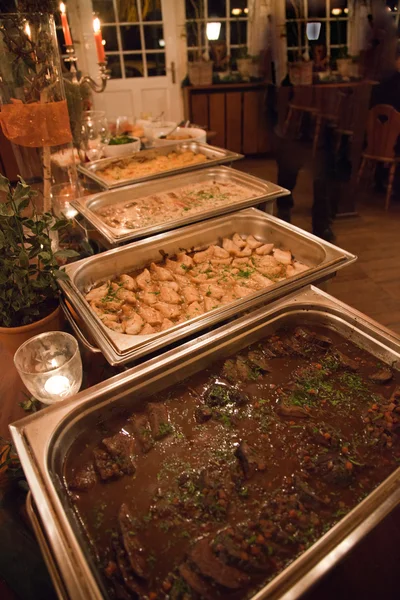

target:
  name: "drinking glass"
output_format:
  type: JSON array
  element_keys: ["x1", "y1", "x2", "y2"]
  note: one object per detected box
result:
[
  {"x1": 14, "y1": 332, "x2": 83, "y2": 405},
  {"x1": 81, "y1": 113, "x2": 110, "y2": 161}
]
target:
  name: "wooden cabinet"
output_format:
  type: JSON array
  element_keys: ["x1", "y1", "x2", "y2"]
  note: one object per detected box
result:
[{"x1": 183, "y1": 82, "x2": 270, "y2": 155}]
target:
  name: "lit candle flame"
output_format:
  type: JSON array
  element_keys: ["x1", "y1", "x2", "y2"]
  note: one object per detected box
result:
[
  {"x1": 44, "y1": 375, "x2": 71, "y2": 397},
  {"x1": 60, "y1": 2, "x2": 66, "y2": 14},
  {"x1": 93, "y1": 17, "x2": 101, "y2": 34},
  {"x1": 24, "y1": 22, "x2": 31, "y2": 39}
]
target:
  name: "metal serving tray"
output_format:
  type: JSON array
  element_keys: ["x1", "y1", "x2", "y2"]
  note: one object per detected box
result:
[
  {"x1": 71, "y1": 166, "x2": 288, "y2": 246},
  {"x1": 58, "y1": 208, "x2": 356, "y2": 366},
  {"x1": 77, "y1": 141, "x2": 243, "y2": 190},
  {"x1": 10, "y1": 286, "x2": 400, "y2": 600}
]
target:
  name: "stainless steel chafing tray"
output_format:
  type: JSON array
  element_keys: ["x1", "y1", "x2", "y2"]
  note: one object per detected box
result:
[
  {"x1": 77, "y1": 141, "x2": 243, "y2": 190},
  {"x1": 58, "y1": 208, "x2": 356, "y2": 366},
  {"x1": 10, "y1": 286, "x2": 400, "y2": 600},
  {"x1": 71, "y1": 166, "x2": 288, "y2": 246}
]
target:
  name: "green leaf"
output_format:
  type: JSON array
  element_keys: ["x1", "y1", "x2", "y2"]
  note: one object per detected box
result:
[
  {"x1": 0, "y1": 203, "x2": 12, "y2": 217},
  {"x1": 19, "y1": 249, "x2": 29, "y2": 268},
  {"x1": 53, "y1": 269, "x2": 70, "y2": 281},
  {"x1": 38, "y1": 251, "x2": 51, "y2": 262},
  {"x1": 13, "y1": 181, "x2": 31, "y2": 208},
  {"x1": 54, "y1": 248, "x2": 80, "y2": 259},
  {"x1": 50, "y1": 219, "x2": 70, "y2": 231},
  {"x1": 0, "y1": 174, "x2": 10, "y2": 193}
]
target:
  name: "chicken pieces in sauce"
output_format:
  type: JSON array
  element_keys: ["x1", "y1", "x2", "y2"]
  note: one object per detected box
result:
[{"x1": 84, "y1": 233, "x2": 309, "y2": 336}]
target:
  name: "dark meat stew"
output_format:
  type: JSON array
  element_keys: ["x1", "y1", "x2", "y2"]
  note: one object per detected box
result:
[{"x1": 64, "y1": 326, "x2": 400, "y2": 600}]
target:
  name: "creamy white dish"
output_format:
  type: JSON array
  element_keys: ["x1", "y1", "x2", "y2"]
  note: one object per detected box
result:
[
  {"x1": 98, "y1": 150, "x2": 208, "y2": 183},
  {"x1": 85, "y1": 233, "x2": 309, "y2": 336},
  {"x1": 95, "y1": 181, "x2": 253, "y2": 231}
]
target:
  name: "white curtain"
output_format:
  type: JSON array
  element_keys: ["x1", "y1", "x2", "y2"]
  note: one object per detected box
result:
[{"x1": 348, "y1": 0, "x2": 370, "y2": 56}]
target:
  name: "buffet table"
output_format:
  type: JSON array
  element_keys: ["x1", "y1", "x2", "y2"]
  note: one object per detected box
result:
[{"x1": 2, "y1": 140, "x2": 400, "y2": 600}]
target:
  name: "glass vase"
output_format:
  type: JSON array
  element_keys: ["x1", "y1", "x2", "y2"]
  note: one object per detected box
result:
[{"x1": 0, "y1": 13, "x2": 78, "y2": 212}]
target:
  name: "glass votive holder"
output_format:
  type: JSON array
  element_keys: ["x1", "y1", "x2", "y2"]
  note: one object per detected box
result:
[
  {"x1": 50, "y1": 182, "x2": 81, "y2": 219},
  {"x1": 14, "y1": 332, "x2": 83, "y2": 405}
]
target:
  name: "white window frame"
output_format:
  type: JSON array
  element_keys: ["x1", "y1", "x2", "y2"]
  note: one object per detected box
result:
[
  {"x1": 96, "y1": 0, "x2": 167, "y2": 79},
  {"x1": 184, "y1": 0, "x2": 250, "y2": 61},
  {"x1": 285, "y1": 0, "x2": 349, "y2": 61}
]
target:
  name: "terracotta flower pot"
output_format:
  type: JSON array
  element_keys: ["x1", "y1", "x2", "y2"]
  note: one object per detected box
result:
[{"x1": 0, "y1": 305, "x2": 63, "y2": 357}]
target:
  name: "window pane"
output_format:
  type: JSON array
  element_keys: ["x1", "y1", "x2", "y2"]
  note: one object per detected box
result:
[
  {"x1": 185, "y1": 0, "x2": 204, "y2": 19},
  {"x1": 330, "y1": 20, "x2": 347, "y2": 46},
  {"x1": 208, "y1": 0, "x2": 226, "y2": 19},
  {"x1": 231, "y1": 0, "x2": 248, "y2": 17},
  {"x1": 309, "y1": 0, "x2": 326, "y2": 18},
  {"x1": 331, "y1": 0, "x2": 348, "y2": 13},
  {"x1": 141, "y1": 0, "x2": 162, "y2": 21},
  {"x1": 144, "y1": 24, "x2": 164, "y2": 50},
  {"x1": 121, "y1": 25, "x2": 142, "y2": 50},
  {"x1": 286, "y1": 0, "x2": 301, "y2": 19},
  {"x1": 106, "y1": 55, "x2": 122, "y2": 78},
  {"x1": 186, "y1": 21, "x2": 205, "y2": 47},
  {"x1": 102, "y1": 26, "x2": 119, "y2": 52},
  {"x1": 230, "y1": 20, "x2": 247, "y2": 45},
  {"x1": 118, "y1": 0, "x2": 139, "y2": 22},
  {"x1": 93, "y1": 0, "x2": 116, "y2": 23},
  {"x1": 124, "y1": 55, "x2": 144, "y2": 77},
  {"x1": 286, "y1": 22, "x2": 305, "y2": 49},
  {"x1": 146, "y1": 52, "x2": 166, "y2": 76}
]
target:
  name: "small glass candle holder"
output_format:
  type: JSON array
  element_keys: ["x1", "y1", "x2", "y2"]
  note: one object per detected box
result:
[
  {"x1": 14, "y1": 332, "x2": 83, "y2": 405},
  {"x1": 50, "y1": 182, "x2": 80, "y2": 219}
]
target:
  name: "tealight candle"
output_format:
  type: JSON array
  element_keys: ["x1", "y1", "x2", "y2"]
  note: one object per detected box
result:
[{"x1": 14, "y1": 332, "x2": 82, "y2": 405}]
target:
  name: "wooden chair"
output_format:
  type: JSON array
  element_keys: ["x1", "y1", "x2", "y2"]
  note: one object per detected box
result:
[
  {"x1": 335, "y1": 87, "x2": 357, "y2": 151},
  {"x1": 357, "y1": 104, "x2": 400, "y2": 210},
  {"x1": 283, "y1": 85, "x2": 317, "y2": 138},
  {"x1": 312, "y1": 86, "x2": 342, "y2": 156}
]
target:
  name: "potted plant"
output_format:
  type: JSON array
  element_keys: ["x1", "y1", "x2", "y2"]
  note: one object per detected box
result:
[
  {"x1": 0, "y1": 174, "x2": 78, "y2": 355},
  {"x1": 336, "y1": 47, "x2": 352, "y2": 77},
  {"x1": 236, "y1": 47, "x2": 252, "y2": 78},
  {"x1": 186, "y1": 0, "x2": 213, "y2": 86}
]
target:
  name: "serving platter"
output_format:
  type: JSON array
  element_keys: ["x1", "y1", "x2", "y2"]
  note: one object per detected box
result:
[
  {"x1": 10, "y1": 286, "x2": 400, "y2": 600},
  {"x1": 77, "y1": 141, "x2": 243, "y2": 190},
  {"x1": 71, "y1": 166, "x2": 288, "y2": 246},
  {"x1": 58, "y1": 208, "x2": 356, "y2": 366}
]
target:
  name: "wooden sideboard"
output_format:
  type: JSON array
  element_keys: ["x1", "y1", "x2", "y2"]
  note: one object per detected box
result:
[{"x1": 183, "y1": 81, "x2": 270, "y2": 155}]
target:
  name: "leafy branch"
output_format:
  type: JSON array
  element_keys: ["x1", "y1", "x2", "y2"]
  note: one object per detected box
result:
[{"x1": 0, "y1": 174, "x2": 78, "y2": 328}]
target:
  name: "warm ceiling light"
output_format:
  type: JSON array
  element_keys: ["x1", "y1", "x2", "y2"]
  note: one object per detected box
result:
[
  {"x1": 93, "y1": 17, "x2": 101, "y2": 33},
  {"x1": 331, "y1": 8, "x2": 342, "y2": 16},
  {"x1": 244, "y1": 7, "x2": 248, "y2": 13},
  {"x1": 306, "y1": 22, "x2": 321, "y2": 41},
  {"x1": 159, "y1": 38, "x2": 165, "y2": 47},
  {"x1": 60, "y1": 2, "x2": 66, "y2": 14},
  {"x1": 206, "y1": 22, "x2": 221, "y2": 41},
  {"x1": 231, "y1": 8, "x2": 242, "y2": 16},
  {"x1": 344, "y1": 7, "x2": 349, "y2": 14}
]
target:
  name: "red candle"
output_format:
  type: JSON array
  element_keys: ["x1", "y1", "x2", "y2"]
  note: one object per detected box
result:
[
  {"x1": 60, "y1": 3, "x2": 73, "y2": 46},
  {"x1": 93, "y1": 18, "x2": 106, "y2": 63}
]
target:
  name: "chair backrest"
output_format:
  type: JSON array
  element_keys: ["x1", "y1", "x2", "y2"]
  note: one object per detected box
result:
[
  {"x1": 365, "y1": 104, "x2": 400, "y2": 160},
  {"x1": 290, "y1": 85, "x2": 315, "y2": 110}
]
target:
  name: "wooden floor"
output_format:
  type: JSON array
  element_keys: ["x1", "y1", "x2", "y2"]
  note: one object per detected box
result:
[{"x1": 236, "y1": 157, "x2": 400, "y2": 335}]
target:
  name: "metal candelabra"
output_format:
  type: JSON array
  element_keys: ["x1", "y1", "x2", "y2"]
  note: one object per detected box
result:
[{"x1": 64, "y1": 45, "x2": 110, "y2": 93}]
